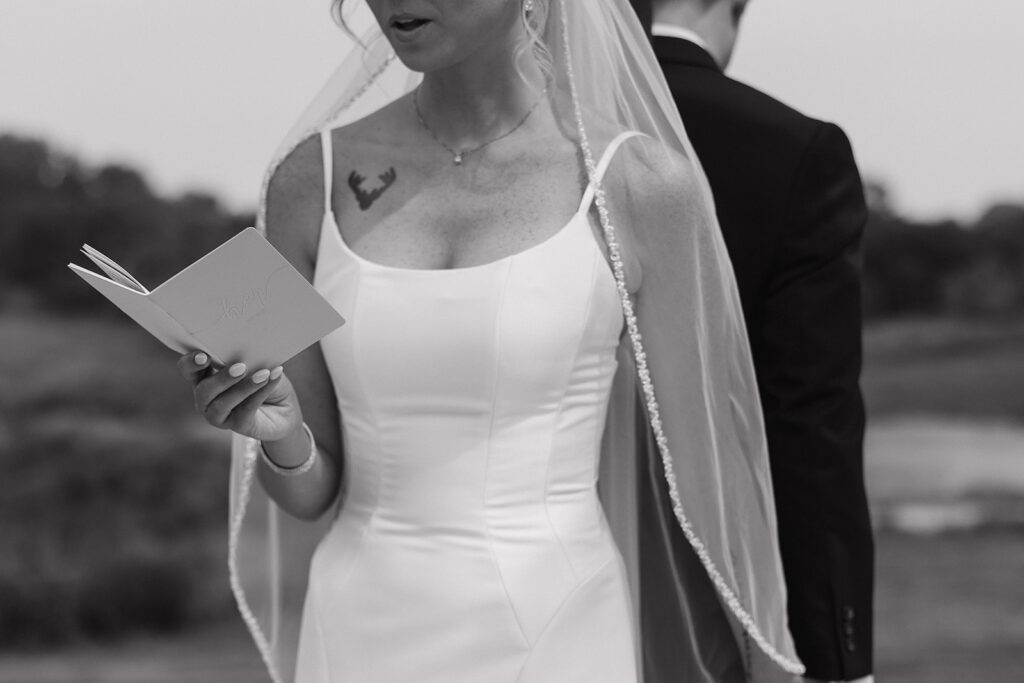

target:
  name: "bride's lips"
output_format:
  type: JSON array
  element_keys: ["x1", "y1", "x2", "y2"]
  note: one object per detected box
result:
[{"x1": 389, "y1": 14, "x2": 432, "y2": 42}]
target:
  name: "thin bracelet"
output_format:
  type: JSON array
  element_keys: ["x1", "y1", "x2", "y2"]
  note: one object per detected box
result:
[{"x1": 259, "y1": 422, "x2": 317, "y2": 476}]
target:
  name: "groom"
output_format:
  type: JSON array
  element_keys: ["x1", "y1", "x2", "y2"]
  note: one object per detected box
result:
[{"x1": 630, "y1": 1, "x2": 874, "y2": 682}]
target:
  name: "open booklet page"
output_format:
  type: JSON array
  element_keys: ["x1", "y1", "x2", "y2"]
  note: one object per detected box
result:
[
  {"x1": 69, "y1": 228, "x2": 345, "y2": 368},
  {"x1": 80, "y1": 245, "x2": 148, "y2": 293}
]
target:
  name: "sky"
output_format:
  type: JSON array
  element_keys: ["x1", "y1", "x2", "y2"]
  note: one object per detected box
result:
[{"x1": 1, "y1": 0, "x2": 1021, "y2": 221}]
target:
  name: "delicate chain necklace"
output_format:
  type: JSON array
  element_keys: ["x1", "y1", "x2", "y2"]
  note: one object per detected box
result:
[{"x1": 413, "y1": 88, "x2": 545, "y2": 166}]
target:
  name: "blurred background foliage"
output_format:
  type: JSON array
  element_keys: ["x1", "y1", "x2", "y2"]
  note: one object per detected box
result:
[
  {"x1": 4, "y1": 133, "x2": 1024, "y2": 319},
  {"x1": 0, "y1": 135, "x2": 252, "y2": 312},
  {"x1": 0, "y1": 134, "x2": 249, "y2": 649},
  {"x1": 1, "y1": 133, "x2": 1023, "y2": 681},
  {"x1": 863, "y1": 180, "x2": 1024, "y2": 319}
]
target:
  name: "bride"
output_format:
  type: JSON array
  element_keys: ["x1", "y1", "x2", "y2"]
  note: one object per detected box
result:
[{"x1": 179, "y1": 1, "x2": 803, "y2": 681}]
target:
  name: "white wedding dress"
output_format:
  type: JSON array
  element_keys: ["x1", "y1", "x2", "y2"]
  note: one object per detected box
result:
[{"x1": 293, "y1": 131, "x2": 640, "y2": 683}]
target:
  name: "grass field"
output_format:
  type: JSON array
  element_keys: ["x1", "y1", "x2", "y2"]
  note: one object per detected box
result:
[
  {"x1": 875, "y1": 530, "x2": 1024, "y2": 683},
  {"x1": 862, "y1": 316, "x2": 1024, "y2": 420},
  {"x1": 1, "y1": 309, "x2": 1023, "y2": 681},
  {"x1": 0, "y1": 309, "x2": 234, "y2": 647}
]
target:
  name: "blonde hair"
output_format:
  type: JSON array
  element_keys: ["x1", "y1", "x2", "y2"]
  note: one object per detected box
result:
[{"x1": 516, "y1": 0, "x2": 553, "y2": 91}]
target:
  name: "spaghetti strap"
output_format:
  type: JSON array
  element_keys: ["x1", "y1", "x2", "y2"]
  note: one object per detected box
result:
[
  {"x1": 577, "y1": 131, "x2": 644, "y2": 214},
  {"x1": 320, "y1": 129, "x2": 334, "y2": 214}
]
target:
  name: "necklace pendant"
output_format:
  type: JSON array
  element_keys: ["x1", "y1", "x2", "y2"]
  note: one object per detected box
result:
[{"x1": 453, "y1": 152, "x2": 463, "y2": 165}]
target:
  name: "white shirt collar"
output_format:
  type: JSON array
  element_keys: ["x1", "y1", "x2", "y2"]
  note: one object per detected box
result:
[{"x1": 651, "y1": 22, "x2": 712, "y2": 54}]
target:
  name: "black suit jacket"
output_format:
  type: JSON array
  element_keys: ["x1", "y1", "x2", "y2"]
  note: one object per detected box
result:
[{"x1": 651, "y1": 36, "x2": 874, "y2": 680}]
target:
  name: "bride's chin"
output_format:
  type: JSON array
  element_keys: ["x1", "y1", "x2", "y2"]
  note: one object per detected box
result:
[
  {"x1": 384, "y1": 35, "x2": 499, "y2": 75},
  {"x1": 389, "y1": 48, "x2": 457, "y2": 75}
]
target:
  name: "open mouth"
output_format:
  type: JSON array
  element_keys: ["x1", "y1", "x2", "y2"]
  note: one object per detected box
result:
[{"x1": 391, "y1": 16, "x2": 431, "y2": 33}]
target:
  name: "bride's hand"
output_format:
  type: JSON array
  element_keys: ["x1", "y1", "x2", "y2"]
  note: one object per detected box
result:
[{"x1": 178, "y1": 351, "x2": 303, "y2": 442}]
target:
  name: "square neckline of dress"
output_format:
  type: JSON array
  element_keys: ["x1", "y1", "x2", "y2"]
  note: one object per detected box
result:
[{"x1": 318, "y1": 129, "x2": 640, "y2": 275}]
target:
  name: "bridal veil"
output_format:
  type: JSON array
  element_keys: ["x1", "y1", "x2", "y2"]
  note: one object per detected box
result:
[{"x1": 228, "y1": 1, "x2": 803, "y2": 680}]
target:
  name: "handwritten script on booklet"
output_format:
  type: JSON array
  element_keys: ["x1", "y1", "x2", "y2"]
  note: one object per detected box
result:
[{"x1": 68, "y1": 227, "x2": 346, "y2": 369}]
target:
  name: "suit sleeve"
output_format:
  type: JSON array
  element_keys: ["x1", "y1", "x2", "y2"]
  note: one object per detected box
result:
[{"x1": 757, "y1": 122, "x2": 874, "y2": 681}]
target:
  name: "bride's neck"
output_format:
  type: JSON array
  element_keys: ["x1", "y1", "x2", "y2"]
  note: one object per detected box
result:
[{"x1": 415, "y1": 54, "x2": 546, "y2": 145}]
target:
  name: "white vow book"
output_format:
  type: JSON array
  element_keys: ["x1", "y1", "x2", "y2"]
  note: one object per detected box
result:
[{"x1": 68, "y1": 227, "x2": 345, "y2": 369}]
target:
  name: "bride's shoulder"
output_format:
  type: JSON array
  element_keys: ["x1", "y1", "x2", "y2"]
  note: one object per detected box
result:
[
  {"x1": 268, "y1": 134, "x2": 324, "y2": 209},
  {"x1": 608, "y1": 134, "x2": 703, "y2": 205},
  {"x1": 271, "y1": 93, "x2": 412, "y2": 191},
  {"x1": 604, "y1": 134, "x2": 710, "y2": 236},
  {"x1": 263, "y1": 133, "x2": 325, "y2": 273},
  {"x1": 599, "y1": 134, "x2": 710, "y2": 290},
  {"x1": 265, "y1": 97, "x2": 413, "y2": 259}
]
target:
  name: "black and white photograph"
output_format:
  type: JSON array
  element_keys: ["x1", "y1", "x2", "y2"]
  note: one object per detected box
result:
[{"x1": 1, "y1": 1, "x2": 1022, "y2": 681}]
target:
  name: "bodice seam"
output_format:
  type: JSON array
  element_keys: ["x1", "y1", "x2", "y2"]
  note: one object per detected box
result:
[
  {"x1": 587, "y1": 248, "x2": 622, "y2": 516},
  {"x1": 480, "y1": 261, "x2": 532, "y2": 650},
  {"x1": 333, "y1": 258, "x2": 384, "y2": 550},
  {"x1": 514, "y1": 557, "x2": 619, "y2": 682},
  {"x1": 541, "y1": 246, "x2": 604, "y2": 584}
]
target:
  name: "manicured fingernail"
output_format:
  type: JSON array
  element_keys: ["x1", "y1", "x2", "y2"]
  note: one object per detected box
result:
[
  {"x1": 269, "y1": 366, "x2": 283, "y2": 380},
  {"x1": 228, "y1": 363, "x2": 246, "y2": 378},
  {"x1": 252, "y1": 369, "x2": 270, "y2": 384},
  {"x1": 194, "y1": 352, "x2": 208, "y2": 365}
]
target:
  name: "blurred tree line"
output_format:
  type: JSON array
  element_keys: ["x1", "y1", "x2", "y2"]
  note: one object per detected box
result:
[
  {"x1": 863, "y1": 181, "x2": 1024, "y2": 318},
  {"x1": 2, "y1": 134, "x2": 1024, "y2": 319},
  {"x1": 0, "y1": 135, "x2": 252, "y2": 312}
]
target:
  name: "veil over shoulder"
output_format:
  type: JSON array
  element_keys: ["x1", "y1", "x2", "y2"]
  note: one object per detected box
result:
[{"x1": 229, "y1": 2, "x2": 803, "y2": 681}]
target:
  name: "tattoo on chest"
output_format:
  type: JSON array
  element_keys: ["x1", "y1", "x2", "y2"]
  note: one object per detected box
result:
[{"x1": 347, "y1": 167, "x2": 397, "y2": 211}]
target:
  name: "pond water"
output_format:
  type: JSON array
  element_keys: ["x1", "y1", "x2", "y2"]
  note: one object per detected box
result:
[{"x1": 866, "y1": 416, "x2": 1024, "y2": 532}]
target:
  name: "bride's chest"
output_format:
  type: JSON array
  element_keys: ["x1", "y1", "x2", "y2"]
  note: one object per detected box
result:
[
  {"x1": 317, "y1": 228, "x2": 623, "y2": 417},
  {"x1": 332, "y1": 162, "x2": 585, "y2": 271}
]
